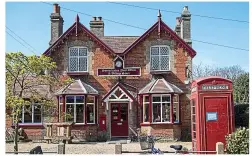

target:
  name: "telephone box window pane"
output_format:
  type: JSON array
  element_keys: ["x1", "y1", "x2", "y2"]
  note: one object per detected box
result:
[
  {"x1": 193, "y1": 124, "x2": 196, "y2": 131},
  {"x1": 76, "y1": 104, "x2": 84, "y2": 123},
  {"x1": 66, "y1": 96, "x2": 75, "y2": 103}
]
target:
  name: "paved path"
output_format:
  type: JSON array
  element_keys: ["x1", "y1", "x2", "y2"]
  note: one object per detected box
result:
[{"x1": 6, "y1": 142, "x2": 192, "y2": 154}]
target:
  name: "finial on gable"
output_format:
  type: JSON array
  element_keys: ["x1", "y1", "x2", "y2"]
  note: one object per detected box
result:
[
  {"x1": 157, "y1": 9, "x2": 162, "y2": 19},
  {"x1": 75, "y1": 14, "x2": 80, "y2": 23}
]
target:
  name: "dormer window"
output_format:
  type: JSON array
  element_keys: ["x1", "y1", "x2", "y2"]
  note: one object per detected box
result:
[
  {"x1": 69, "y1": 47, "x2": 88, "y2": 72},
  {"x1": 150, "y1": 45, "x2": 170, "y2": 71}
]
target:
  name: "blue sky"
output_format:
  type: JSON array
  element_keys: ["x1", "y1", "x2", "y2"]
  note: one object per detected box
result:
[{"x1": 5, "y1": 2, "x2": 249, "y2": 71}]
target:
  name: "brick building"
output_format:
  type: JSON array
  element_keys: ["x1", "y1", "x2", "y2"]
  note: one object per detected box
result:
[{"x1": 6, "y1": 4, "x2": 197, "y2": 141}]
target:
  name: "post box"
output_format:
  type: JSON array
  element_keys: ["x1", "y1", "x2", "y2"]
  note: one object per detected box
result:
[
  {"x1": 190, "y1": 76, "x2": 235, "y2": 152},
  {"x1": 99, "y1": 114, "x2": 106, "y2": 131}
]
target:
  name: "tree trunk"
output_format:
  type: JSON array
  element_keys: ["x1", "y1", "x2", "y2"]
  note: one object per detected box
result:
[{"x1": 14, "y1": 117, "x2": 18, "y2": 154}]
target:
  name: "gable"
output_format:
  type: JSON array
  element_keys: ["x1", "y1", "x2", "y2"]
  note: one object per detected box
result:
[
  {"x1": 43, "y1": 16, "x2": 116, "y2": 56},
  {"x1": 122, "y1": 19, "x2": 196, "y2": 58}
]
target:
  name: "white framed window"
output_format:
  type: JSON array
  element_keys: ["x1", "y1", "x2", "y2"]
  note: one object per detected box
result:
[
  {"x1": 66, "y1": 95, "x2": 85, "y2": 124},
  {"x1": 69, "y1": 47, "x2": 88, "y2": 72},
  {"x1": 173, "y1": 94, "x2": 179, "y2": 123},
  {"x1": 152, "y1": 94, "x2": 171, "y2": 123},
  {"x1": 143, "y1": 95, "x2": 149, "y2": 123},
  {"x1": 21, "y1": 104, "x2": 42, "y2": 124},
  {"x1": 150, "y1": 45, "x2": 170, "y2": 71},
  {"x1": 87, "y1": 95, "x2": 95, "y2": 124}
]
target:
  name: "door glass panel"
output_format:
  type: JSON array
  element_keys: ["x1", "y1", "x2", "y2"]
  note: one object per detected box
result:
[
  {"x1": 120, "y1": 104, "x2": 127, "y2": 121},
  {"x1": 112, "y1": 104, "x2": 119, "y2": 121}
]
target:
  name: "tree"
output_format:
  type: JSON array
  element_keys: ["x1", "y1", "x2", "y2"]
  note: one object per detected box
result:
[
  {"x1": 233, "y1": 73, "x2": 249, "y2": 104},
  {"x1": 192, "y1": 63, "x2": 245, "y2": 82},
  {"x1": 6, "y1": 52, "x2": 72, "y2": 153}
]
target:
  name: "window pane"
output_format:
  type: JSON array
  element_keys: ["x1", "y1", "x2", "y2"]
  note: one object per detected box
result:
[
  {"x1": 69, "y1": 48, "x2": 78, "y2": 56},
  {"x1": 23, "y1": 105, "x2": 32, "y2": 123},
  {"x1": 151, "y1": 56, "x2": 159, "y2": 70},
  {"x1": 87, "y1": 96, "x2": 95, "y2": 103},
  {"x1": 76, "y1": 96, "x2": 84, "y2": 103},
  {"x1": 160, "y1": 47, "x2": 169, "y2": 55},
  {"x1": 153, "y1": 96, "x2": 161, "y2": 102},
  {"x1": 79, "y1": 57, "x2": 87, "y2": 71},
  {"x1": 66, "y1": 96, "x2": 75, "y2": 103},
  {"x1": 143, "y1": 96, "x2": 149, "y2": 103},
  {"x1": 79, "y1": 48, "x2": 87, "y2": 56},
  {"x1": 151, "y1": 47, "x2": 159, "y2": 55},
  {"x1": 76, "y1": 104, "x2": 84, "y2": 123},
  {"x1": 161, "y1": 56, "x2": 169, "y2": 70},
  {"x1": 174, "y1": 102, "x2": 179, "y2": 122},
  {"x1": 69, "y1": 58, "x2": 78, "y2": 71},
  {"x1": 162, "y1": 103, "x2": 170, "y2": 122},
  {"x1": 66, "y1": 104, "x2": 74, "y2": 122},
  {"x1": 162, "y1": 95, "x2": 170, "y2": 103},
  {"x1": 143, "y1": 103, "x2": 149, "y2": 122},
  {"x1": 153, "y1": 103, "x2": 161, "y2": 122},
  {"x1": 87, "y1": 104, "x2": 94, "y2": 123},
  {"x1": 59, "y1": 96, "x2": 63, "y2": 103},
  {"x1": 173, "y1": 95, "x2": 179, "y2": 103},
  {"x1": 34, "y1": 105, "x2": 42, "y2": 123}
]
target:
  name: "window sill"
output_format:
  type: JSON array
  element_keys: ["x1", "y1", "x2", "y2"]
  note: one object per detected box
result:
[
  {"x1": 67, "y1": 72, "x2": 89, "y2": 76},
  {"x1": 12, "y1": 123, "x2": 44, "y2": 128},
  {"x1": 140, "y1": 122, "x2": 181, "y2": 126},
  {"x1": 150, "y1": 70, "x2": 171, "y2": 75},
  {"x1": 72, "y1": 123, "x2": 97, "y2": 126}
]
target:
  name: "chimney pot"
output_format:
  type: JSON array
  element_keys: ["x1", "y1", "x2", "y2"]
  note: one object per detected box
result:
[
  {"x1": 98, "y1": 16, "x2": 102, "y2": 21},
  {"x1": 53, "y1": 3, "x2": 59, "y2": 13},
  {"x1": 93, "y1": 17, "x2": 97, "y2": 21},
  {"x1": 183, "y1": 6, "x2": 188, "y2": 11},
  {"x1": 176, "y1": 17, "x2": 181, "y2": 25}
]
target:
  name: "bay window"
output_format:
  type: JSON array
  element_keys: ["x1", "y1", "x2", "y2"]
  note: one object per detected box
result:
[
  {"x1": 21, "y1": 104, "x2": 42, "y2": 124},
  {"x1": 150, "y1": 46, "x2": 170, "y2": 71},
  {"x1": 141, "y1": 94, "x2": 180, "y2": 124},
  {"x1": 60, "y1": 95, "x2": 96, "y2": 124},
  {"x1": 69, "y1": 47, "x2": 88, "y2": 72}
]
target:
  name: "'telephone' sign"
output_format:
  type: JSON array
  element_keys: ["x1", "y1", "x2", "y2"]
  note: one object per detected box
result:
[{"x1": 202, "y1": 84, "x2": 229, "y2": 90}]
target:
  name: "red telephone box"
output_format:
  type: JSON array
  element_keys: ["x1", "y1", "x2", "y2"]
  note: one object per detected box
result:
[{"x1": 190, "y1": 76, "x2": 235, "y2": 152}]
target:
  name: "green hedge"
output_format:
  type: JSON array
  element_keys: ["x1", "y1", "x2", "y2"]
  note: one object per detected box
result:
[{"x1": 234, "y1": 104, "x2": 249, "y2": 128}]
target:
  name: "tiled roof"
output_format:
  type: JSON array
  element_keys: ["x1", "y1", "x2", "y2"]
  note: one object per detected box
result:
[
  {"x1": 100, "y1": 36, "x2": 139, "y2": 54},
  {"x1": 55, "y1": 79, "x2": 98, "y2": 95},
  {"x1": 139, "y1": 78, "x2": 183, "y2": 94}
]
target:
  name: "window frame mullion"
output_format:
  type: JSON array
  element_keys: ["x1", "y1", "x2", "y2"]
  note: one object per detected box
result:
[{"x1": 32, "y1": 104, "x2": 34, "y2": 123}]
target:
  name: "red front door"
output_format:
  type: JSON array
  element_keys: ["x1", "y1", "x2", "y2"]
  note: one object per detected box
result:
[
  {"x1": 205, "y1": 97, "x2": 228, "y2": 151},
  {"x1": 111, "y1": 103, "x2": 128, "y2": 137}
]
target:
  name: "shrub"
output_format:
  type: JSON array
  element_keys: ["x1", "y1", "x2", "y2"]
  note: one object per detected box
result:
[
  {"x1": 225, "y1": 127, "x2": 249, "y2": 154},
  {"x1": 234, "y1": 104, "x2": 249, "y2": 128},
  {"x1": 97, "y1": 131, "x2": 108, "y2": 142}
]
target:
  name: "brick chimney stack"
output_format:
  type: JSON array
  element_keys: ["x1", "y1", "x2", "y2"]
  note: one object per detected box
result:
[
  {"x1": 90, "y1": 16, "x2": 104, "y2": 37},
  {"x1": 181, "y1": 6, "x2": 192, "y2": 47},
  {"x1": 49, "y1": 3, "x2": 64, "y2": 46}
]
